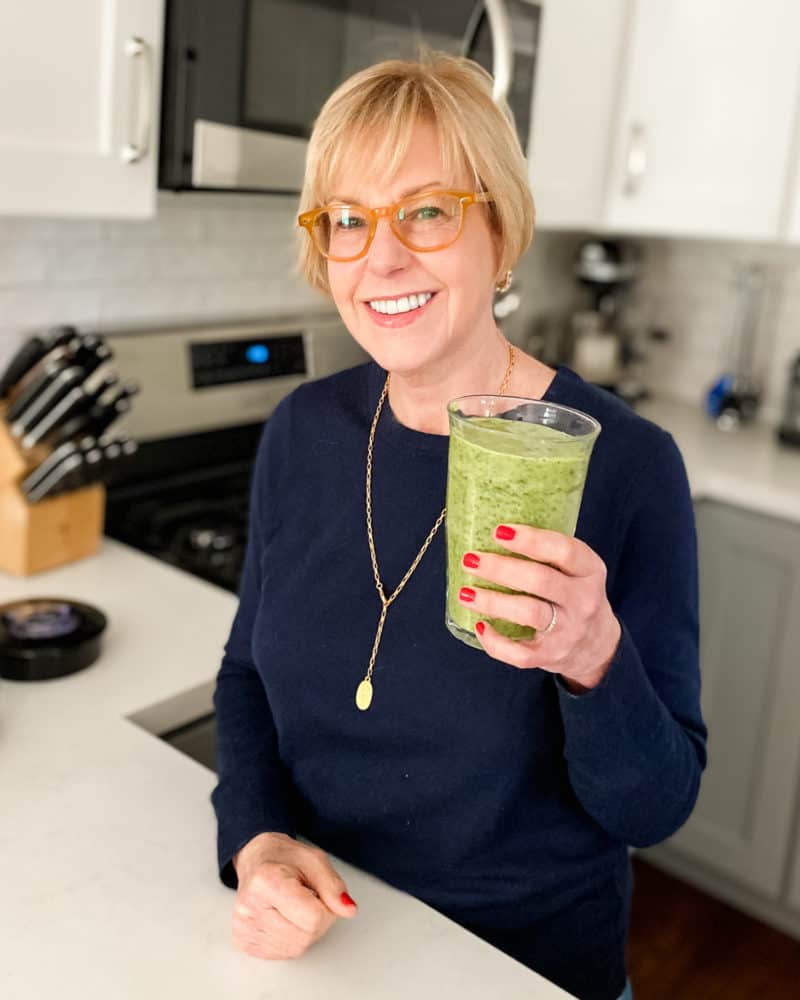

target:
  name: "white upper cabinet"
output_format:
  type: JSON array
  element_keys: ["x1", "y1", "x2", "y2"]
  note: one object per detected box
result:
[
  {"x1": 0, "y1": 0, "x2": 164, "y2": 219},
  {"x1": 529, "y1": 0, "x2": 629, "y2": 229},
  {"x1": 604, "y1": 0, "x2": 800, "y2": 241}
]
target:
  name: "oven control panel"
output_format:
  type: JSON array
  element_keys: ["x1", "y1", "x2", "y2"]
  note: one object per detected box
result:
[
  {"x1": 190, "y1": 334, "x2": 306, "y2": 388},
  {"x1": 103, "y1": 314, "x2": 367, "y2": 440}
]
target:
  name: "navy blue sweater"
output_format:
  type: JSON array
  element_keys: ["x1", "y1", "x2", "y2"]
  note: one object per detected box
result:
[{"x1": 211, "y1": 361, "x2": 707, "y2": 1000}]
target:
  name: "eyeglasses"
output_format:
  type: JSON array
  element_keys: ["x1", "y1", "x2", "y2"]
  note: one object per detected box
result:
[{"x1": 297, "y1": 189, "x2": 493, "y2": 262}]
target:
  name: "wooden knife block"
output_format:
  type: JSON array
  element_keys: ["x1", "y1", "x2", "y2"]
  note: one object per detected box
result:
[{"x1": 0, "y1": 406, "x2": 105, "y2": 576}]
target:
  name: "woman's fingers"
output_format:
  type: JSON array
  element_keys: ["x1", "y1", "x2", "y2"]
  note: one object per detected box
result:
[
  {"x1": 242, "y1": 863, "x2": 331, "y2": 936},
  {"x1": 462, "y1": 550, "x2": 568, "y2": 606},
  {"x1": 472, "y1": 616, "x2": 567, "y2": 672},
  {"x1": 491, "y1": 524, "x2": 597, "y2": 577},
  {"x1": 458, "y1": 584, "x2": 555, "y2": 632},
  {"x1": 297, "y1": 844, "x2": 359, "y2": 919},
  {"x1": 234, "y1": 900, "x2": 334, "y2": 959},
  {"x1": 268, "y1": 869, "x2": 331, "y2": 934}
]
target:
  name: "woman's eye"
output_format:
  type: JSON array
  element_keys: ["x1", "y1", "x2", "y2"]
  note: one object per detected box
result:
[
  {"x1": 335, "y1": 215, "x2": 366, "y2": 230},
  {"x1": 412, "y1": 205, "x2": 442, "y2": 220}
]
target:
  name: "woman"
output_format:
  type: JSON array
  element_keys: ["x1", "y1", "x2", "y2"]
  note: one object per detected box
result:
[{"x1": 211, "y1": 52, "x2": 706, "y2": 1000}]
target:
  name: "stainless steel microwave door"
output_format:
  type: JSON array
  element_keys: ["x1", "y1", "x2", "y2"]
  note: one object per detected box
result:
[{"x1": 160, "y1": 0, "x2": 541, "y2": 193}]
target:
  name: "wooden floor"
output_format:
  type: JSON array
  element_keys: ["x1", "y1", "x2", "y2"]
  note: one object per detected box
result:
[{"x1": 628, "y1": 859, "x2": 800, "y2": 999}]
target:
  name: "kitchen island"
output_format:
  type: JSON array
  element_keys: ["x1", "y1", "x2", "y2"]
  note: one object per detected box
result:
[{"x1": 0, "y1": 540, "x2": 573, "y2": 1000}]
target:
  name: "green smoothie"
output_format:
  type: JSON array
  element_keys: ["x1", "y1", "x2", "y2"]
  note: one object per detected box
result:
[{"x1": 445, "y1": 412, "x2": 598, "y2": 647}]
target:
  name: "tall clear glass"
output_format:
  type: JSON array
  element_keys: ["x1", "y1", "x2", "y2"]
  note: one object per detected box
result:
[{"x1": 446, "y1": 395, "x2": 601, "y2": 648}]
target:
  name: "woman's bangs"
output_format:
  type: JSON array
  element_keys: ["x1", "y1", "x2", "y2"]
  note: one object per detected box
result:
[{"x1": 318, "y1": 98, "x2": 471, "y2": 205}]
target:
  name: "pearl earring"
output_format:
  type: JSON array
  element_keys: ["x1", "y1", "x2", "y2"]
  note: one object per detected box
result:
[{"x1": 495, "y1": 270, "x2": 513, "y2": 293}]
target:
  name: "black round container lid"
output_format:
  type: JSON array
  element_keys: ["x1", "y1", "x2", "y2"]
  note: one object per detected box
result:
[{"x1": 0, "y1": 598, "x2": 107, "y2": 682}]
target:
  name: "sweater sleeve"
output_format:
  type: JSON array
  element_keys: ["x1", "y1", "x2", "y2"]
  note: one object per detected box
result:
[
  {"x1": 556, "y1": 429, "x2": 708, "y2": 848},
  {"x1": 210, "y1": 401, "x2": 297, "y2": 889}
]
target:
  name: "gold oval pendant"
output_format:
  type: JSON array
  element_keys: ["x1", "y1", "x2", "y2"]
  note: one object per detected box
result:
[{"x1": 355, "y1": 679, "x2": 373, "y2": 711}]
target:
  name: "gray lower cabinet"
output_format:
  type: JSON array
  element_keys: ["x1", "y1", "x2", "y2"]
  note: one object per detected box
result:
[{"x1": 643, "y1": 499, "x2": 800, "y2": 934}]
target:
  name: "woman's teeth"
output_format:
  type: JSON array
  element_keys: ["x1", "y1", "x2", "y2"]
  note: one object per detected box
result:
[{"x1": 368, "y1": 292, "x2": 434, "y2": 315}]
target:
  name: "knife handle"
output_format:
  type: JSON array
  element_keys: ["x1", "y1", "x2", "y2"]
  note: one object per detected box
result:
[
  {"x1": 5, "y1": 359, "x2": 65, "y2": 423},
  {"x1": 0, "y1": 326, "x2": 77, "y2": 398},
  {"x1": 46, "y1": 412, "x2": 96, "y2": 450},
  {"x1": 21, "y1": 384, "x2": 88, "y2": 450},
  {"x1": 25, "y1": 452, "x2": 84, "y2": 503},
  {"x1": 89, "y1": 397, "x2": 132, "y2": 439},
  {"x1": 20, "y1": 441, "x2": 81, "y2": 497},
  {"x1": 72, "y1": 340, "x2": 112, "y2": 377},
  {"x1": 10, "y1": 366, "x2": 84, "y2": 439}
]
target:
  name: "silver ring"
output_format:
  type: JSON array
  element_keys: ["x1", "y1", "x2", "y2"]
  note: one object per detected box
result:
[{"x1": 540, "y1": 601, "x2": 558, "y2": 637}]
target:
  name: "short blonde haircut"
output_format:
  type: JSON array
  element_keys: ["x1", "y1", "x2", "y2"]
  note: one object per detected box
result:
[{"x1": 297, "y1": 50, "x2": 535, "y2": 295}]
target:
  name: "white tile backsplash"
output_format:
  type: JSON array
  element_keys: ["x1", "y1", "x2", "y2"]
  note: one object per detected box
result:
[
  {"x1": 623, "y1": 236, "x2": 800, "y2": 425},
  {"x1": 0, "y1": 192, "x2": 798, "y2": 429}
]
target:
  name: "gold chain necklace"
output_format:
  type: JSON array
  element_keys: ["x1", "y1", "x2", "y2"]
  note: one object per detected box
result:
[{"x1": 355, "y1": 342, "x2": 516, "y2": 711}]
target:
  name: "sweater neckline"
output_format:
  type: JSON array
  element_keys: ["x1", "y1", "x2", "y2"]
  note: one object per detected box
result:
[{"x1": 365, "y1": 360, "x2": 573, "y2": 457}]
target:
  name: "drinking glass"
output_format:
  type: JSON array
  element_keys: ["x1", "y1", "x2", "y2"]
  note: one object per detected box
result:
[{"x1": 446, "y1": 395, "x2": 601, "y2": 648}]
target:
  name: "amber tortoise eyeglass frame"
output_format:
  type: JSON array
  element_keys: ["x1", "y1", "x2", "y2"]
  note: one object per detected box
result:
[{"x1": 297, "y1": 189, "x2": 494, "y2": 262}]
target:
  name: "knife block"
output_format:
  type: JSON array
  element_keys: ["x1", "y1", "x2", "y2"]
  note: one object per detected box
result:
[{"x1": 0, "y1": 407, "x2": 105, "y2": 576}]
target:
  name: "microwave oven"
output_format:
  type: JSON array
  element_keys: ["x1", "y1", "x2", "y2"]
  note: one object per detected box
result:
[{"x1": 158, "y1": 0, "x2": 542, "y2": 195}]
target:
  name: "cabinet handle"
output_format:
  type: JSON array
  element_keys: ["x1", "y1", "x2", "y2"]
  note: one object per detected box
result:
[
  {"x1": 623, "y1": 121, "x2": 647, "y2": 196},
  {"x1": 121, "y1": 36, "x2": 153, "y2": 165}
]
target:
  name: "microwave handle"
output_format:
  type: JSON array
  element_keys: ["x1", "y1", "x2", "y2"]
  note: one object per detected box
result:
[{"x1": 462, "y1": 0, "x2": 514, "y2": 103}]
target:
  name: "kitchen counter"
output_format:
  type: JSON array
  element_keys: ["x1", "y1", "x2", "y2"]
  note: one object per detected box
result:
[
  {"x1": 0, "y1": 542, "x2": 572, "y2": 1000},
  {"x1": 636, "y1": 395, "x2": 800, "y2": 524}
]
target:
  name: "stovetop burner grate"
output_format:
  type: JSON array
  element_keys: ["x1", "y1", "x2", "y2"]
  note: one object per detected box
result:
[{"x1": 105, "y1": 465, "x2": 254, "y2": 593}]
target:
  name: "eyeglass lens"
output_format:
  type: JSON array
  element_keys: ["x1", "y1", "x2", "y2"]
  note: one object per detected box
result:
[{"x1": 313, "y1": 192, "x2": 464, "y2": 259}]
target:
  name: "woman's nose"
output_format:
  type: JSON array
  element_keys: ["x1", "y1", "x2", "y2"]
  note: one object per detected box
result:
[{"x1": 365, "y1": 217, "x2": 413, "y2": 272}]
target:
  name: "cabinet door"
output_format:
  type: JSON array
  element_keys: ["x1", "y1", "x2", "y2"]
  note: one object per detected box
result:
[
  {"x1": 528, "y1": 0, "x2": 628, "y2": 228},
  {"x1": 604, "y1": 0, "x2": 800, "y2": 241},
  {"x1": 662, "y1": 501, "x2": 800, "y2": 899},
  {"x1": 0, "y1": 0, "x2": 164, "y2": 218}
]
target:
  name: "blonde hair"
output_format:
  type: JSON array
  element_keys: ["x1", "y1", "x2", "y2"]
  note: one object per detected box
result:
[{"x1": 297, "y1": 50, "x2": 535, "y2": 295}]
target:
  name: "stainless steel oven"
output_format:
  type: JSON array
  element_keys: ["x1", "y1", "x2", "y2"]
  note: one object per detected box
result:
[
  {"x1": 159, "y1": 0, "x2": 542, "y2": 194},
  {"x1": 102, "y1": 313, "x2": 366, "y2": 591}
]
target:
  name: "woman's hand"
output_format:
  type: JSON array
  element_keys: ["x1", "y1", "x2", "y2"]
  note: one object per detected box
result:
[
  {"x1": 232, "y1": 832, "x2": 358, "y2": 959},
  {"x1": 458, "y1": 524, "x2": 622, "y2": 693}
]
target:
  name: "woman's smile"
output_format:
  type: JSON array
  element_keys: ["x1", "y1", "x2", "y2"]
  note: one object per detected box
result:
[{"x1": 363, "y1": 290, "x2": 439, "y2": 327}]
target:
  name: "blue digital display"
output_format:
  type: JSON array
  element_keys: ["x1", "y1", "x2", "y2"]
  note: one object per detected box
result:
[
  {"x1": 246, "y1": 344, "x2": 270, "y2": 364},
  {"x1": 190, "y1": 334, "x2": 305, "y2": 388}
]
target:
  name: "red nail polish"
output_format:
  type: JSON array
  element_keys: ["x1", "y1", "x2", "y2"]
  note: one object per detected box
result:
[
  {"x1": 495, "y1": 525, "x2": 516, "y2": 541},
  {"x1": 341, "y1": 891, "x2": 357, "y2": 907},
  {"x1": 475, "y1": 621, "x2": 486, "y2": 636},
  {"x1": 462, "y1": 552, "x2": 480, "y2": 569},
  {"x1": 459, "y1": 586, "x2": 476, "y2": 603}
]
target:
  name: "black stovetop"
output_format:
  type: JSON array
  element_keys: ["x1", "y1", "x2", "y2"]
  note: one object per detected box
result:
[{"x1": 104, "y1": 423, "x2": 262, "y2": 593}]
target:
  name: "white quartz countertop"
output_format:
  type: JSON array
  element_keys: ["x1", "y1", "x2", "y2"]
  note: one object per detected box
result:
[
  {"x1": 0, "y1": 542, "x2": 573, "y2": 1000},
  {"x1": 636, "y1": 395, "x2": 800, "y2": 523}
]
